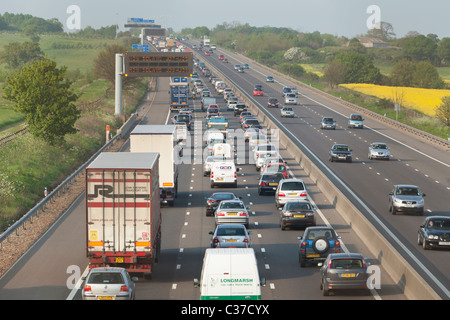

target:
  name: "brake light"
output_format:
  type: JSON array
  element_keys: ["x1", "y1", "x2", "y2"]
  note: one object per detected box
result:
[
  {"x1": 217, "y1": 212, "x2": 225, "y2": 216},
  {"x1": 260, "y1": 182, "x2": 268, "y2": 186},
  {"x1": 243, "y1": 238, "x2": 249, "y2": 243},
  {"x1": 283, "y1": 212, "x2": 292, "y2": 217},
  {"x1": 234, "y1": 171, "x2": 237, "y2": 179},
  {"x1": 278, "y1": 193, "x2": 285, "y2": 197},
  {"x1": 300, "y1": 192, "x2": 307, "y2": 197},
  {"x1": 211, "y1": 171, "x2": 214, "y2": 178},
  {"x1": 84, "y1": 285, "x2": 92, "y2": 292},
  {"x1": 239, "y1": 212, "x2": 247, "y2": 216},
  {"x1": 362, "y1": 259, "x2": 367, "y2": 268},
  {"x1": 213, "y1": 237, "x2": 219, "y2": 244},
  {"x1": 120, "y1": 285, "x2": 129, "y2": 293},
  {"x1": 301, "y1": 241, "x2": 307, "y2": 248},
  {"x1": 335, "y1": 241, "x2": 340, "y2": 247}
]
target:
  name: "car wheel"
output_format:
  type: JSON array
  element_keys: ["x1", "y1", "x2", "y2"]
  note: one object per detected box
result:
[
  {"x1": 322, "y1": 280, "x2": 330, "y2": 296},
  {"x1": 299, "y1": 256, "x2": 306, "y2": 267},
  {"x1": 389, "y1": 204, "x2": 397, "y2": 215},
  {"x1": 417, "y1": 232, "x2": 423, "y2": 246},
  {"x1": 210, "y1": 181, "x2": 215, "y2": 188},
  {"x1": 423, "y1": 239, "x2": 429, "y2": 250}
]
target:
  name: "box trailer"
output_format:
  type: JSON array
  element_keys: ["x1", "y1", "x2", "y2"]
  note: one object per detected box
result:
[
  {"x1": 86, "y1": 152, "x2": 161, "y2": 278},
  {"x1": 130, "y1": 125, "x2": 179, "y2": 206}
]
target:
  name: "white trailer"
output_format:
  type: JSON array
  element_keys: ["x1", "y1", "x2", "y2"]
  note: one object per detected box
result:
[
  {"x1": 130, "y1": 125, "x2": 179, "y2": 206},
  {"x1": 86, "y1": 152, "x2": 161, "y2": 278}
]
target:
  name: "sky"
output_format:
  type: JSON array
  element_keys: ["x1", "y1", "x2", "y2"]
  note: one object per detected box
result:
[{"x1": 1, "y1": 0, "x2": 450, "y2": 39}]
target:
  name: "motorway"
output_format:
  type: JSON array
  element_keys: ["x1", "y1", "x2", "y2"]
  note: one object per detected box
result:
[
  {"x1": 190, "y1": 42, "x2": 450, "y2": 299},
  {"x1": 0, "y1": 59, "x2": 407, "y2": 300}
]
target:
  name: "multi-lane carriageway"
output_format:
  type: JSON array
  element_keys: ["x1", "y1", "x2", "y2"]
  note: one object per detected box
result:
[
  {"x1": 0, "y1": 42, "x2": 446, "y2": 301},
  {"x1": 0, "y1": 64, "x2": 407, "y2": 300}
]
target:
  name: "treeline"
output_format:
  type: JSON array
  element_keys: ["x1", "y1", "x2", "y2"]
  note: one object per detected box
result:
[
  {"x1": 0, "y1": 12, "x2": 63, "y2": 33},
  {"x1": 180, "y1": 23, "x2": 450, "y2": 89}
]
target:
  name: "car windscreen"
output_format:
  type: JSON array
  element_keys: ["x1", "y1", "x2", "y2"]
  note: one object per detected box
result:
[
  {"x1": 330, "y1": 259, "x2": 363, "y2": 269},
  {"x1": 214, "y1": 193, "x2": 235, "y2": 200},
  {"x1": 397, "y1": 187, "x2": 420, "y2": 196},
  {"x1": 428, "y1": 219, "x2": 450, "y2": 230},
  {"x1": 350, "y1": 115, "x2": 362, "y2": 121},
  {"x1": 285, "y1": 202, "x2": 312, "y2": 211},
  {"x1": 220, "y1": 202, "x2": 245, "y2": 209},
  {"x1": 373, "y1": 144, "x2": 387, "y2": 149},
  {"x1": 88, "y1": 272, "x2": 124, "y2": 284},
  {"x1": 281, "y1": 181, "x2": 305, "y2": 190}
]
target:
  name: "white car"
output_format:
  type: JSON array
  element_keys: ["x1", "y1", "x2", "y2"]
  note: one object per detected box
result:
[
  {"x1": 253, "y1": 143, "x2": 278, "y2": 162},
  {"x1": 214, "y1": 200, "x2": 250, "y2": 228},
  {"x1": 248, "y1": 134, "x2": 268, "y2": 150},
  {"x1": 281, "y1": 106, "x2": 295, "y2": 118},
  {"x1": 284, "y1": 93, "x2": 297, "y2": 105},
  {"x1": 255, "y1": 150, "x2": 279, "y2": 170},
  {"x1": 368, "y1": 142, "x2": 391, "y2": 160},
  {"x1": 275, "y1": 179, "x2": 309, "y2": 208}
]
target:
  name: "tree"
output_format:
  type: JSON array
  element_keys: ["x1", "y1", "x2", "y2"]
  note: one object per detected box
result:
[
  {"x1": 390, "y1": 59, "x2": 444, "y2": 89},
  {"x1": 435, "y1": 96, "x2": 450, "y2": 126},
  {"x1": 390, "y1": 59, "x2": 415, "y2": 87},
  {"x1": 323, "y1": 60, "x2": 347, "y2": 88},
  {"x1": 0, "y1": 41, "x2": 44, "y2": 69},
  {"x1": 366, "y1": 21, "x2": 396, "y2": 41},
  {"x1": 437, "y1": 38, "x2": 450, "y2": 65},
  {"x1": 400, "y1": 35, "x2": 438, "y2": 63},
  {"x1": 2, "y1": 58, "x2": 80, "y2": 144},
  {"x1": 93, "y1": 44, "x2": 140, "y2": 90},
  {"x1": 334, "y1": 51, "x2": 381, "y2": 84}
]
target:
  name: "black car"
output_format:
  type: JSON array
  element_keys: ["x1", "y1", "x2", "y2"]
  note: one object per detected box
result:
[
  {"x1": 267, "y1": 97, "x2": 279, "y2": 108},
  {"x1": 417, "y1": 216, "x2": 450, "y2": 250},
  {"x1": 279, "y1": 200, "x2": 316, "y2": 230},
  {"x1": 205, "y1": 192, "x2": 240, "y2": 216},
  {"x1": 234, "y1": 104, "x2": 247, "y2": 116},
  {"x1": 297, "y1": 226, "x2": 342, "y2": 267},
  {"x1": 176, "y1": 114, "x2": 191, "y2": 130},
  {"x1": 329, "y1": 144, "x2": 352, "y2": 163},
  {"x1": 242, "y1": 118, "x2": 260, "y2": 130},
  {"x1": 258, "y1": 172, "x2": 285, "y2": 195}
]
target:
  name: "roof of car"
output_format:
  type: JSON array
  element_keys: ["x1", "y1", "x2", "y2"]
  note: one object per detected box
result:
[{"x1": 327, "y1": 253, "x2": 364, "y2": 260}]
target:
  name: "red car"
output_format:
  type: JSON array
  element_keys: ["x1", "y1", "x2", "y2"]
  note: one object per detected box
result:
[
  {"x1": 261, "y1": 162, "x2": 289, "y2": 178},
  {"x1": 205, "y1": 51, "x2": 210, "y2": 56},
  {"x1": 218, "y1": 55, "x2": 225, "y2": 60},
  {"x1": 253, "y1": 85, "x2": 263, "y2": 96}
]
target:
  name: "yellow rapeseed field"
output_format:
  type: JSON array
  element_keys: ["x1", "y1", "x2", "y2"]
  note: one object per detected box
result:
[{"x1": 339, "y1": 83, "x2": 450, "y2": 117}]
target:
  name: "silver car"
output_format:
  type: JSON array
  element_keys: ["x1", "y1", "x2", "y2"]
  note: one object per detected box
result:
[
  {"x1": 281, "y1": 106, "x2": 295, "y2": 118},
  {"x1": 209, "y1": 224, "x2": 252, "y2": 248},
  {"x1": 82, "y1": 267, "x2": 138, "y2": 300},
  {"x1": 214, "y1": 199, "x2": 250, "y2": 228},
  {"x1": 389, "y1": 184, "x2": 426, "y2": 215},
  {"x1": 368, "y1": 142, "x2": 390, "y2": 160},
  {"x1": 320, "y1": 117, "x2": 336, "y2": 130}
]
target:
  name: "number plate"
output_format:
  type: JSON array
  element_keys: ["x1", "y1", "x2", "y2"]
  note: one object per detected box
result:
[
  {"x1": 288, "y1": 193, "x2": 297, "y2": 196},
  {"x1": 307, "y1": 254, "x2": 320, "y2": 258},
  {"x1": 226, "y1": 239, "x2": 238, "y2": 242},
  {"x1": 227, "y1": 212, "x2": 238, "y2": 216},
  {"x1": 340, "y1": 273, "x2": 356, "y2": 278},
  {"x1": 294, "y1": 215, "x2": 305, "y2": 218},
  {"x1": 439, "y1": 242, "x2": 450, "y2": 246},
  {"x1": 269, "y1": 183, "x2": 278, "y2": 186},
  {"x1": 98, "y1": 296, "x2": 114, "y2": 300}
]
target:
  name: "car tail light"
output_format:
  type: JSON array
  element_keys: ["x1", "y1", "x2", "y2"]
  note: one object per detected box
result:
[
  {"x1": 239, "y1": 212, "x2": 247, "y2": 217},
  {"x1": 120, "y1": 285, "x2": 129, "y2": 293},
  {"x1": 207, "y1": 200, "x2": 215, "y2": 205},
  {"x1": 84, "y1": 285, "x2": 92, "y2": 293},
  {"x1": 213, "y1": 237, "x2": 219, "y2": 244},
  {"x1": 243, "y1": 238, "x2": 249, "y2": 243},
  {"x1": 278, "y1": 193, "x2": 285, "y2": 197},
  {"x1": 234, "y1": 172, "x2": 237, "y2": 179},
  {"x1": 301, "y1": 241, "x2": 307, "y2": 248},
  {"x1": 260, "y1": 182, "x2": 268, "y2": 186},
  {"x1": 362, "y1": 259, "x2": 367, "y2": 268},
  {"x1": 283, "y1": 211, "x2": 292, "y2": 217},
  {"x1": 335, "y1": 241, "x2": 340, "y2": 247},
  {"x1": 306, "y1": 212, "x2": 314, "y2": 217},
  {"x1": 211, "y1": 171, "x2": 214, "y2": 178},
  {"x1": 217, "y1": 212, "x2": 225, "y2": 216},
  {"x1": 300, "y1": 192, "x2": 307, "y2": 197}
]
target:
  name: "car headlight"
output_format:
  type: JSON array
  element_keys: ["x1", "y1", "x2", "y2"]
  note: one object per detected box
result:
[{"x1": 428, "y1": 234, "x2": 438, "y2": 240}]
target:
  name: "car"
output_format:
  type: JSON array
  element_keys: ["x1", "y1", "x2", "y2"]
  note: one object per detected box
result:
[
  {"x1": 81, "y1": 267, "x2": 138, "y2": 300},
  {"x1": 319, "y1": 253, "x2": 371, "y2": 296},
  {"x1": 241, "y1": 118, "x2": 260, "y2": 130},
  {"x1": 348, "y1": 113, "x2": 364, "y2": 128},
  {"x1": 260, "y1": 156, "x2": 285, "y2": 172},
  {"x1": 239, "y1": 111, "x2": 253, "y2": 122},
  {"x1": 234, "y1": 64, "x2": 241, "y2": 70},
  {"x1": 233, "y1": 103, "x2": 247, "y2": 116},
  {"x1": 267, "y1": 97, "x2": 279, "y2": 108},
  {"x1": 297, "y1": 226, "x2": 342, "y2": 267},
  {"x1": 253, "y1": 143, "x2": 278, "y2": 162},
  {"x1": 176, "y1": 114, "x2": 192, "y2": 130},
  {"x1": 222, "y1": 58, "x2": 228, "y2": 63},
  {"x1": 279, "y1": 200, "x2": 316, "y2": 230},
  {"x1": 203, "y1": 155, "x2": 227, "y2": 176},
  {"x1": 255, "y1": 150, "x2": 279, "y2": 171},
  {"x1": 218, "y1": 54, "x2": 225, "y2": 60},
  {"x1": 284, "y1": 93, "x2": 297, "y2": 105},
  {"x1": 214, "y1": 199, "x2": 250, "y2": 228},
  {"x1": 243, "y1": 64, "x2": 249, "y2": 69},
  {"x1": 275, "y1": 178, "x2": 309, "y2": 208},
  {"x1": 244, "y1": 127, "x2": 261, "y2": 141},
  {"x1": 417, "y1": 216, "x2": 450, "y2": 250},
  {"x1": 253, "y1": 85, "x2": 263, "y2": 96},
  {"x1": 209, "y1": 224, "x2": 252, "y2": 248},
  {"x1": 237, "y1": 67, "x2": 245, "y2": 73},
  {"x1": 205, "y1": 192, "x2": 240, "y2": 216},
  {"x1": 266, "y1": 76, "x2": 274, "y2": 82},
  {"x1": 389, "y1": 184, "x2": 426, "y2": 215},
  {"x1": 282, "y1": 87, "x2": 292, "y2": 96},
  {"x1": 320, "y1": 117, "x2": 336, "y2": 130},
  {"x1": 248, "y1": 133, "x2": 268, "y2": 150},
  {"x1": 258, "y1": 172, "x2": 285, "y2": 195},
  {"x1": 204, "y1": 51, "x2": 210, "y2": 56},
  {"x1": 261, "y1": 162, "x2": 289, "y2": 179},
  {"x1": 368, "y1": 142, "x2": 390, "y2": 160},
  {"x1": 281, "y1": 106, "x2": 295, "y2": 117},
  {"x1": 329, "y1": 144, "x2": 352, "y2": 163}
]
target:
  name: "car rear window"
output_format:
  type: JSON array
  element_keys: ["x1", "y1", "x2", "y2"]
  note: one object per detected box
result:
[
  {"x1": 330, "y1": 259, "x2": 363, "y2": 269},
  {"x1": 220, "y1": 202, "x2": 245, "y2": 209},
  {"x1": 281, "y1": 181, "x2": 305, "y2": 190},
  {"x1": 217, "y1": 227, "x2": 246, "y2": 236},
  {"x1": 215, "y1": 194, "x2": 235, "y2": 200},
  {"x1": 88, "y1": 272, "x2": 124, "y2": 284},
  {"x1": 262, "y1": 174, "x2": 284, "y2": 182},
  {"x1": 285, "y1": 202, "x2": 312, "y2": 211}
]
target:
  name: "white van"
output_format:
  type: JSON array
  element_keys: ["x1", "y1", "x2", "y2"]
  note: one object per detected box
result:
[
  {"x1": 194, "y1": 248, "x2": 265, "y2": 300},
  {"x1": 210, "y1": 161, "x2": 238, "y2": 188},
  {"x1": 213, "y1": 143, "x2": 233, "y2": 159}
]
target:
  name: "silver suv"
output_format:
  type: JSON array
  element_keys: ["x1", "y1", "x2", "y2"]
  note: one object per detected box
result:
[{"x1": 389, "y1": 184, "x2": 426, "y2": 216}]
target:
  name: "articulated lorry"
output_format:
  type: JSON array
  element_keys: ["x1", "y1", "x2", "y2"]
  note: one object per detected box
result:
[
  {"x1": 170, "y1": 77, "x2": 189, "y2": 112},
  {"x1": 130, "y1": 125, "x2": 179, "y2": 206},
  {"x1": 86, "y1": 152, "x2": 161, "y2": 278}
]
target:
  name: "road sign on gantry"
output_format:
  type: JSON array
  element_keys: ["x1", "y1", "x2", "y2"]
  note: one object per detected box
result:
[{"x1": 123, "y1": 52, "x2": 193, "y2": 77}]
